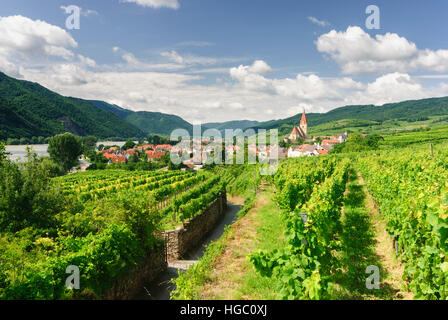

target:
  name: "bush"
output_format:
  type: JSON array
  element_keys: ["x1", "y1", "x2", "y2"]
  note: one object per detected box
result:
[{"x1": 0, "y1": 147, "x2": 64, "y2": 232}]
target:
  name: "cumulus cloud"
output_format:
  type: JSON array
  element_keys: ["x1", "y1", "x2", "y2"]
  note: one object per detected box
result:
[
  {"x1": 346, "y1": 73, "x2": 427, "y2": 106},
  {"x1": 120, "y1": 0, "x2": 180, "y2": 9},
  {"x1": 230, "y1": 60, "x2": 363, "y2": 101},
  {"x1": 2, "y1": 14, "x2": 448, "y2": 124},
  {"x1": 316, "y1": 26, "x2": 448, "y2": 74},
  {"x1": 0, "y1": 15, "x2": 77, "y2": 59},
  {"x1": 0, "y1": 15, "x2": 78, "y2": 77},
  {"x1": 308, "y1": 16, "x2": 330, "y2": 27}
]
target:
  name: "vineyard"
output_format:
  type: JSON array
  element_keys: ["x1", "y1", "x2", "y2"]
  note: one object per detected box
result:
[
  {"x1": 358, "y1": 146, "x2": 448, "y2": 299},
  {"x1": 245, "y1": 144, "x2": 448, "y2": 300},
  {"x1": 2, "y1": 141, "x2": 448, "y2": 300},
  {"x1": 250, "y1": 157, "x2": 350, "y2": 299},
  {"x1": 0, "y1": 169, "x2": 225, "y2": 299}
]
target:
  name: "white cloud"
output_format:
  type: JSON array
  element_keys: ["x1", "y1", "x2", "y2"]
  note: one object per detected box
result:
[
  {"x1": 0, "y1": 15, "x2": 78, "y2": 77},
  {"x1": 161, "y1": 50, "x2": 184, "y2": 64},
  {"x1": 2, "y1": 15, "x2": 448, "y2": 124},
  {"x1": 0, "y1": 15, "x2": 77, "y2": 59},
  {"x1": 308, "y1": 16, "x2": 330, "y2": 27},
  {"x1": 120, "y1": 0, "x2": 180, "y2": 9},
  {"x1": 78, "y1": 55, "x2": 97, "y2": 68},
  {"x1": 346, "y1": 73, "x2": 427, "y2": 106},
  {"x1": 316, "y1": 26, "x2": 448, "y2": 74}
]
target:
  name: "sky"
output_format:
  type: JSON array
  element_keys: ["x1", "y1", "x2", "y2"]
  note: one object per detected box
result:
[{"x1": 1, "y1": 0, "x2": 448, "y2": 124}]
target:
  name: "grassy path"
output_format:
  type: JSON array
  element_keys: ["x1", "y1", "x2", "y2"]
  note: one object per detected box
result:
[
  {"x1": 200, "y1": 186, "x2": 285, "y2": 299},
  {"x1": 358, "y1": 173, "x2": 414, "y2": 300},
  {"x1": 332, "y1": 170, "x2": 413, "y2": 299}
]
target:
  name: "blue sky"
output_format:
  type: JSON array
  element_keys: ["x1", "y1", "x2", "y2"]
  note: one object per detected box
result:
[{"x1": 1, "y1": 0, "x2": 448, "y2": 123}]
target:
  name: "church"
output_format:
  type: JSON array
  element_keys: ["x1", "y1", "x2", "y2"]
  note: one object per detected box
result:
[{"x1": 284, "y1": 111, "x2": 308, "y2": 143}]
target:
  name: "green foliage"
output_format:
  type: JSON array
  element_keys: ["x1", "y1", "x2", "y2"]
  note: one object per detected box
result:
[
  {"x1": 48, "y1": 133, "x2": 83, "y2": 172},
  {"x1": 357, "y1": 145, "x2": 448, "y2": 299},
  {"x1": 81, "y1": 136, "x2": 98, "y2": 153},
  {"x1": 0, "y1": 150, "x2": 64, "y2": 232},
  {"x1": 250, "y1": 157, "x2": 350, "y2": 300},
  {"x1": 121, "y1": 139, "x2": 136, "y2": 151},
  {"x1": 331, "y1": 133, "x2": 383, "y2": 154},
  {"x1": 1, "y1": 167, "x2": 220, "y2": 299}
]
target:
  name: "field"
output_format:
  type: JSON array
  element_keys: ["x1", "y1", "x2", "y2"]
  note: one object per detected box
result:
[
  {"x1": 172, "y1": 140, "x2": 448, "y2": 300},
  {"x1": 2, "y1": 129, "x2": 448, "y2": 300}
]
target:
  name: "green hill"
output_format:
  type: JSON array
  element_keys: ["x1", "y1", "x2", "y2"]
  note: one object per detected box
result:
[
  {"x1": 0, "y1": 72, "x2": 144, "y2": 140},
  {"x1": 89, "y1": 100, "x2": 193, "y2": 136},
  {"x1": 203, "y1": 120, "x2": 268, "y2": 132},
  {"x1": 251, "y1": 97, "x2": 448, "y2": 136},
  {"x1": 0, "y1": 72, "x2": 195, "y2": 140}
]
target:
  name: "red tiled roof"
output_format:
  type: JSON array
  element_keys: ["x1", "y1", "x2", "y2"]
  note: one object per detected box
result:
[
  {"x1": 317, "y1": 149, "x2": 328, "y2": 155},
  {"x1": 126, "y1": 149, "x2": 136, "y2": 155},
  {"x1": 145, "y1": 150, "x2": 165, "y2": 159},
  {"x1": 322, "y1": 139, "x2": 340, "y2": 146},
  {"x1": 103, "y1": 153, "x2": 115, "y2": 160},
  {"x1": 103, "y1": 153, "x2": 126, "y2": 163},
  {"x1": 291, "y1": 126, "x2": 300, "y2": 135}
]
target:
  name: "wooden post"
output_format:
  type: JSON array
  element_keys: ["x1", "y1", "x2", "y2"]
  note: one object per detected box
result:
[{"x1": 430, "y1": 143, "x2": 434, "y2": 159}]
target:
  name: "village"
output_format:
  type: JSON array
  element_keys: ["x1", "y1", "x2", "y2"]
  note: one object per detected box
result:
[{"x1": 98, "y1": 111, "x2": 350, "y2": 168}]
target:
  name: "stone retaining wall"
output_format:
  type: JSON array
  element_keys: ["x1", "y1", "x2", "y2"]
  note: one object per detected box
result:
[
  {"x1": 165, "y1": 191, "x2": 227, "y2": 261},
  {"x1": 104, "y1": 247, "x2": 166, "y2": 300},
  {"x1": 104, "y1": 191, "x2": 227, "y2": 299}
]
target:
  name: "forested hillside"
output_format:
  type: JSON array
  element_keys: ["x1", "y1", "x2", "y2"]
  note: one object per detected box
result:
[{"x1": 0, "y1": 72, "x2": 144, "y2": 140}]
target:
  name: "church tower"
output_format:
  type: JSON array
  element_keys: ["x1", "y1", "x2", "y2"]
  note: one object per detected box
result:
[{"x1": 299, "y1": 110, "x2": 308, "y2": 137}]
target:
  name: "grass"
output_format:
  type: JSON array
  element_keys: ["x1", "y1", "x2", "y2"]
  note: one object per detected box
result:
[
  {"x1": 180, "y1": 185, "x2": 286, "y2": 300},
  {"x1": 170, "y1": 195, "x2": 256, "y2": 300},
  {"x1": 236, "y1": 187, "x2": 286, "y2": 299}
]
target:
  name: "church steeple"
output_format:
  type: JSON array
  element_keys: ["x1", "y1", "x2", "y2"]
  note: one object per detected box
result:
[
  {"x1": 300, "y1": 110, "x2": 308, "y2": 137},
  {"x1": 300, "y1": 110, "x2": 307, "y2": 125}
]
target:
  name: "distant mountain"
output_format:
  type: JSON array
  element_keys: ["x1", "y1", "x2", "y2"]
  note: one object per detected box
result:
[
  {"x1": 203, "y1": 120, "x2": 272, "y2": 133},
  {"x1": 0, "y1": 72, "x2": 144, "y2": 140},
  {"x1": 251, "y1": 97, "x2": 448, "y2": 136},
  {"x1": 0, "y1": 71, "x2": 193, "y2": 140},
  {"x1": 3, "y1": 70, "x2": 448, "y2": 141},
  {"x1": 90, "y1": 100, "x2": 193, "y2": 136}
]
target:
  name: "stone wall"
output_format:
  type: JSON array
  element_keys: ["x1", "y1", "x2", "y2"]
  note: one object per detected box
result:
[
  {"x1": 103, "y1": 191, "x2": 227, "y2": 299},
  {"x1": 104, "y1": 247, "x2": 166, "y2": 300},
  {"x1": 165, "y1": 191, "x2": 227, "y2": 261}
]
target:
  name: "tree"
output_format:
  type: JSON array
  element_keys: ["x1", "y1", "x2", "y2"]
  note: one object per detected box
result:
[
  {"x1": 122, "y1": 139, "x2": 136, "y2": 151},
  {"x1": 147, "y1": 135, "x2": 161, "y2": 145},
  {"x1": 82, "y1": 136, "x2": 98, "y2": 153},
  {"x1": 0, "y1": 148, "x2": 64, "y2": 232},
  {"x1": 48, "y1": 133, "x2": 83, "y2": 172}
]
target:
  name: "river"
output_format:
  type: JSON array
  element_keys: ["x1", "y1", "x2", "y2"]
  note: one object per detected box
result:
[{"x1": 5, "y1": 141, "x2": 128, "y2": 162}]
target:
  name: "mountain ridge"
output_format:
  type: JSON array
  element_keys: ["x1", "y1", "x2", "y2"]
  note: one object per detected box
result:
[{"x1": 2, "y1": 71, "x2": 448, "y2": 140}]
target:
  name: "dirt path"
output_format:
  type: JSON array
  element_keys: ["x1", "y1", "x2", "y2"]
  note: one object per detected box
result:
[
  {"x1": 357, "y1": 172, "x2": 414, "y2": 300},
  {"x1": 199, "y1": 195, "x2": 266, "y2": 299},
  {"x1": 136, "y1": 199, "x2": 243, "y2": 300}
]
